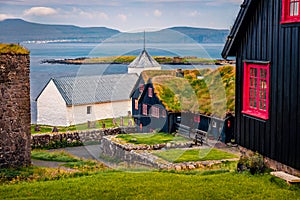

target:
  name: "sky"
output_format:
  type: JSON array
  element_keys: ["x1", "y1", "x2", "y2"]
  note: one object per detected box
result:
[{"x1": 0, "y1": 0, "x2": 243, "y2": 32}]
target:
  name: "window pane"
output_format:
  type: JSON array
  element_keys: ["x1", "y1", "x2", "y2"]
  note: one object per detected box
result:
[
  {"x1": 260, "y1": 89, "x2": 267, "y2": 100},
  {"x1": 260, "y1": 80, "x2": 267, "y2": 89},
  {"x1": 290, "y1": 1, "x2": 299, "y2": 16},
  {"x1": 260, "y1": 100, "x2": 266, "y2": 110},
  {"x1": 260, "y1": 69, "x2": 267, "y2": 78},
  {"x1": 250, "y1": 68, "x2": 257, "y2": 76},
  {"x1": 250, "y1": 88, "x2": 256, "y2": 98}
]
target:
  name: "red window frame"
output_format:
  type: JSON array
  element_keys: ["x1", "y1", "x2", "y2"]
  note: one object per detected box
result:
[
  {"x1": 148, "y1": 87, "x2": 153, "y2": 97},
  {"x1": 242, "y1": 62, "x2": 270, "y2": 120},
  {"x1": 194, "y1": 115, "x2": 200, "y2": 123},
  {"x1": 161, "y1": 109, "x2": 167, "y2": 118},
  {"x1": 150, "y1": 106, "x2": 159, "y2": 118},
  {"x1": 142, "y1": 104, "x2": 148, "y2": 115},
  {"x1": 139, "y1": 84, "x2": 144, "y2": 93},
  {"x1": 281, "y1": 0, "x2": 300, "y2": 23},
  {"x1": 134, "y1": 99, "x2": 139, "y2": 110}
]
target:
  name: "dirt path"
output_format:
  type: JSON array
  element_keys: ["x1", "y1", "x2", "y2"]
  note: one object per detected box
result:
[{"x1": 31, "y1": 159, "x2": 78, "y2": 172}]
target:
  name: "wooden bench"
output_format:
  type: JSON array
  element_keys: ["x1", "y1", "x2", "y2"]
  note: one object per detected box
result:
[
  {"x1": 271, "y1": 171, "x2": 300, "y2": 184},
  {"x1": 193, "y1": 130, "x2": 207, "y2": 146}
]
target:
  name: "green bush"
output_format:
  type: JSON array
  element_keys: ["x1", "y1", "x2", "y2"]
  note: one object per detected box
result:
[{"x1": 237, "y1": 152, "x2": 266, "y2": 174}]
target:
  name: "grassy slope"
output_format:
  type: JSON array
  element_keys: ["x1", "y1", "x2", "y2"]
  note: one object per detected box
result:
[
  {"x1": 1, "y1": 172, "x2": 299, "y2": 199},
  {"x1": 0, "y1": 44, "x2": 29, "y2": 54},
  {"x1": 153, "y1": 148, "x2": 238, "y2": 163},
  {"x1": 116, "y1": 133, "x2": 188, "y2": 145},
  {"x1": 150, "y1": 66, "x2": 235, "y2": 117}
]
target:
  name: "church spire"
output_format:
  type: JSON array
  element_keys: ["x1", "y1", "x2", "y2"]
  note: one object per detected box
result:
[{"x1": 143, "y1": 30, "x2": 146, "y2": 50}]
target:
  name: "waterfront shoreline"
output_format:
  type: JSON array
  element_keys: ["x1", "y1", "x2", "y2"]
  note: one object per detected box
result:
[{"x1": 41, "y1": 56, "x2": 235, "y2": 66}]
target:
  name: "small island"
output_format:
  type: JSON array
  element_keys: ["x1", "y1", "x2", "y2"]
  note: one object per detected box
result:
[{"x1": 42, "y1": 56, "x2": 235, "y2": 65}]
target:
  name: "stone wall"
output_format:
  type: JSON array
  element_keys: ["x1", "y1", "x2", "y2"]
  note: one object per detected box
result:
[
  {"x1": 99, "y1": 136, "x2": 238, "y2": 170},
  {"x1": 239, "y1": 146, "x2": 300, "y2": 177},
  {"x1": 0, "y1": 53, "x2": 31, "y2": 168},
  {"x1": 99, "y1": 136, "x2": 160, "y2": 169},
  {"x1": 79, "y1": 126, "x2": 137, "y2": 144},
  {"x1": 31, "y1": 126, "x2": 137, "y2": 149}
]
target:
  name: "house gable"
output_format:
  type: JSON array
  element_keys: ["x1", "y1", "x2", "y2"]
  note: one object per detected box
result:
[
  {"x1": 222, "y1": 0, "x2": 300, "y2": 170},
  {"x1": 37, "y1": 79, "x2": 69, "y2": 126}
]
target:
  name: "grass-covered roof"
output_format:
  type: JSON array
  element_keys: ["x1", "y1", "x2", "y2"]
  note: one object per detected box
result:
[
  {"x1": 0, "y1": 44, "x2": 29, "y2": 55},
  {"x1": 141, "y1": 66, "x2": 235, "y2": 118}
]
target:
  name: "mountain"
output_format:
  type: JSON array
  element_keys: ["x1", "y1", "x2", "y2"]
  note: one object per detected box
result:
[
  {"x1": 0, "y1": 19, "x2": 229, "y2": 44},
  {"x1": 168, "y1": 27, "x2": 229, "y2": 43},
  {"x1": 0, "y1": 19, "x2": 120, "y2": 43}
]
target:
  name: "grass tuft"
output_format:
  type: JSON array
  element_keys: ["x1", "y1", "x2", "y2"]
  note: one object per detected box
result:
[
  {"x1": 116, "y1": 133, "x2": 188, "y2": 145},
  {"x1": 153, "y1": 148, "x2": 238, "y2": 163},
  {"x1": 0, "y1": 43, "x2": 29, "y2": 55}
]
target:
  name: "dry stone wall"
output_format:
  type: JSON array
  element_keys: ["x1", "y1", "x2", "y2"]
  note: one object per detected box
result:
[
  {"x1": 0, "y1": 53, "x2": 31, "y2": 168},
  {"x1": 31, "y1": 127, "x2": 137, "y2": 149}
]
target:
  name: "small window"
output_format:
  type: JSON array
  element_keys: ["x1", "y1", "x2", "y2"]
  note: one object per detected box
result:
[
  {"x1": 148, "y1": 87, "x2": 153, "y2": 97},
  {"x1": 139, "y1": 84, "x2": 144, "y2": 93},
  {"x1": 87, "y1": 106, "x2": 92, "y2": 114},
  {"x1": 194, "y1": 115, "x2": 200, "y2": 123},
  {"x1": 242, "y1": 62, "x2": 270, "y2": 120},
  {"x1": 135, "y1": 99, "x2": 139, "y2": 110},
  {"x1": 150, "y1": 106, "x2": 159, "y2": 118},
  {"x1": 161, "y1": 109, "x2": 167, "y2": 118},
  {"x1": 282, "y1": 0, "x2": 300, "y2": 23},
  {"x1": 142, "y1": 104, "x2": 147, "y2": 115}
]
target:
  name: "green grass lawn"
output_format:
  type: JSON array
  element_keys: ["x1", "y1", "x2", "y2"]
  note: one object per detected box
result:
[
  {"x1": 0, "y1": 171, "x2": 299, "y2": 199},
  {"x1": 153, "y1": 148, "x2": 238, "y2": 163},
  {"x1": 31, "y1": 117, "x2": 134, "y2": 134},
  {"x1": 31, "y1": 150, "x2": 106, "y2": 170},
  {"x1": 31, "y1": 150, "x2": 79, "y2": 162},
  {"x1": 116, "y1": 133, "x2": 188, "y2": 145}
]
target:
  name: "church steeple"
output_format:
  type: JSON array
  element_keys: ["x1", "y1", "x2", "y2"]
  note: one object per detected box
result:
[
  {"x1": 143, "y1": 30, "x2": 146, "y2": 51},
  {"x1": 127, "y1": 30, "x2": 162, "y2": 75}
]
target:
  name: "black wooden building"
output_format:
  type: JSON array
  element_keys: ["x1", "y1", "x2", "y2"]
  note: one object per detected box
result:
[
  {"x1": 130, "y1": 70, "x2": 234, "y2": 143},
  {"x1": 222, "y1": 0, "x2": 300, "y2": 170}
]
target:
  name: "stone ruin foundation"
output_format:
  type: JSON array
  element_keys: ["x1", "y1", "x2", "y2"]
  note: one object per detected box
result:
[{"x1": 0, "y1": 52, "x2": 31, "y2": 168}]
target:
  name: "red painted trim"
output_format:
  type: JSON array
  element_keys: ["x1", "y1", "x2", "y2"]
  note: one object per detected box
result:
[
  {"x1": 148, "y1": 87, "x2": 153, "y2": 97},
  {"x1": 139, "y1": 84, "x2": 144, "y2": 93},
  {"x1": 142, "y1": 104, "x2": 147, "y2": 115},
  {"x1": 134, "y1": 99, "x2": 139, "y2": 110},
  {"x1": 242, "y1": 62, "x2": 270, "y2": 120},
  {"x1": 150, "y1": 106, "x2": 159, "y2": 118},
  {"x1": 281, "y1": 0, "x2": 300, "y2": 24}
]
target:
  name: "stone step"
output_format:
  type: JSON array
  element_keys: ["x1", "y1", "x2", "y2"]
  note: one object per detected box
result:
[{"x1": 271, "y1": 171, "x2": 300, "y2": 184}]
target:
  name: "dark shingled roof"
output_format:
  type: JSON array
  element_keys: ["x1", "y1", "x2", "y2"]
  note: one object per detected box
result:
[
  {"x1": 41, "y1": 74, "x2": 138, "y2": 106},
  {"x1": 222, "y1": 0, "x2": 257, "y2": 59}
]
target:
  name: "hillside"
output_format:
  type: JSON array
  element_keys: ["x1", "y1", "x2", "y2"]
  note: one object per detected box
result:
[
  {"x1": 0, "y1": 19, "x2": 120, "y2": 43},
  {"x1": 168, "y1": 27, "x2": 229, "y2": 43},
  {"x1": 0, "y1": 19, "x2": 229, "y2": 44}
]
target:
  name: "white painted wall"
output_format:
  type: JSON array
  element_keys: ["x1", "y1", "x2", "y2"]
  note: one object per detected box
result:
[
  {"x1": 37, "y1": 80, "x2": 68, "y2": 126},
  {"x1": 70, "y1": 100, "x2": 132, "y2": 125},
  {"x1": 37, "y1": 81, "x2": 132, "y2": 126},
  {"x1": 128, "y1": 67, "x2": 161, "y2": 75}
]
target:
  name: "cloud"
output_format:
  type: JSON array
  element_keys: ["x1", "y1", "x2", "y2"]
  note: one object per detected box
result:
[
  {"x1": 0, "y1": 14, "x2": 15, "y2": 21},
  {"x1": 153, "y1": 9, "x2": 162, "y2": 17},
  {"x1": 117, "y1": 14, "x2": 127, "y2": 22},
  {"x1": 98, "y1": 12, "x2": 109, "y2": 20},
  {"x1": 24, "y1": 7, "x2": 57, "y2": 16},
  {"x1": 189, "y1": 11, "x2": 199, "y2": 17}
]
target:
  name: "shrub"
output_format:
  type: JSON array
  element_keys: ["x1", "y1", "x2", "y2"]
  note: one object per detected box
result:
[{"x1": 237, "y1": 152, "x2": 266, "y2": 174}]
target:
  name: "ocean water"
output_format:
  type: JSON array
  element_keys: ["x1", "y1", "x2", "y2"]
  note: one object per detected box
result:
[{"x1": 23, "y1": 42, "x2": 224, "y2": 123}]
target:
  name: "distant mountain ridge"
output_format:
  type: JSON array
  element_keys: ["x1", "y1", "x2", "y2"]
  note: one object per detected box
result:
[{"x1": 0, "y1": 19, "x2": 229, "y2": 43}]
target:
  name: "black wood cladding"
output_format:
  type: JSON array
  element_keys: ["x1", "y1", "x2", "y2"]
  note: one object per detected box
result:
[{"x1": 234, "y1": 0, "x2": 300, "y2": 170}]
